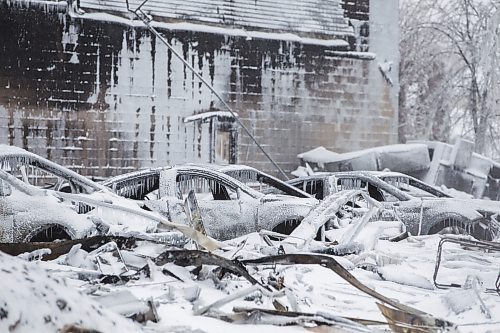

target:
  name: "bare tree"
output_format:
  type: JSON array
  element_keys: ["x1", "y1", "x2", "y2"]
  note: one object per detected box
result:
[{"x1": 399, "y1": 0, "x2": 499, "y2": 158}]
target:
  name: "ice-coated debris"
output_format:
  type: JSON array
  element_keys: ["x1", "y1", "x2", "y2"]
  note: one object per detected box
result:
[
  {"x1": 94, "y1": 290, "x2": 150, "y2": 318},
  {"x1": 377, "y1": 265, "x2": 435, "y2": 290},
  {"x1": 0, "y1": 252, "x2": 141, "y2": 332},
  {"x1": 443, "y1": 289, "x2": 478, "y2": 315},
  {"x1": 61, "y1": 244, "x2": 95, "y2": 270},
  {"x1": 17, "y1": 248, "x2": 52, "y2": 261}
]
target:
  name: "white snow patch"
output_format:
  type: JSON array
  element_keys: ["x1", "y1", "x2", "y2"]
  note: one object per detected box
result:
[
  {"x1": 184, "y1": 111, "x2": 237, "y2": 123},
  {"x1": 71, "y1": 12, "x2": 350, "y2": 48},
  {"x1": 0, "y1": 252, "x2": 141, "y2": 332}
]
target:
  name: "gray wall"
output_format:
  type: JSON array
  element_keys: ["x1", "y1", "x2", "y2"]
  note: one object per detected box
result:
[{"x1": 0, "y1": 0, "x2": 399, "y2": 177}]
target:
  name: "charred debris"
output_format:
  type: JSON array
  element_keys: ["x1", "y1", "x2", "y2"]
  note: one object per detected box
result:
[{"x1": 1, "y1": 145, "x2": 500, "y2": 332}]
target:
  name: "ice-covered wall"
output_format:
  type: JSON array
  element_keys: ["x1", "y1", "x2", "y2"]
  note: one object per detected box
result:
[{"x1": 0, "y1": 0, "x2": 399, "y2": 177}]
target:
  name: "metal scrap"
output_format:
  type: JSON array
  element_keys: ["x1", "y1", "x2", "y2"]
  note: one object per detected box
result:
[
  {"x1": 153, "y1": 250, "x2": 266, "y2": 289},
  {"x1": 433, "y1": 236, "x2": 500, "y2": 290},
  {"x1": 94, "y1": 290, "x2": 159, "y2": 323},
  {"x1": 209, "y1": 307, "x2": 377, "y2": 332},
  {"x1": 377, "y1": 302, "x2": 457, "y2": 333},
  {"x1": 241, "y1": 252, "x2": 456, "y2": 331}
]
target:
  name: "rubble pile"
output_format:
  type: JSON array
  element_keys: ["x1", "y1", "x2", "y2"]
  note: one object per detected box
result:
[
  {"x1": 2, "y1": 230, "x2": 499, "y2": 332},
  {"x1": 0, "y1": 145, "x2": 499, "y2": 332}
]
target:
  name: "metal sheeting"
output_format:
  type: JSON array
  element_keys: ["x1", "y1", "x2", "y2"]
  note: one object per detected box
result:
[{"x1": 79, "y1": 0, "x2": 352, "y2": 37}]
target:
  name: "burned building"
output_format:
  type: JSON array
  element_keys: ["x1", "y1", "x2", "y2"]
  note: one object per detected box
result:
[{"x1": 0, "y1": 0, "x2": 399, "y2": 177}]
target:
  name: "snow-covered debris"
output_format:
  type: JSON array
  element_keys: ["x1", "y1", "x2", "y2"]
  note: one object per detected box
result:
[
  {"x1": 0, "y1": 252, "x2": 141, "y2": 332},
  {"x1": 94, "y1": 290, "x2": 159, "y2": 323},
  {"x1": 297, "y1": 146, "x2": 340, "y2": 165},
  {"x1": 377, "y1": 265, "x2": 434, "y2": 290},
  {"x1": 16, "y1": 248, "x2": 52, "y2": 261},
  {"x1": 297, "y1": 143, "x2": 430, "y2": 173},
  {"x1": 442, "y1": 275, "x2": 491, "y2": 319},
  {"x1": 4, "y1": 230, "x2": 500, "y2": 332},
  {"x1": 62, "y1": 244, "x2": 95, "y2": 270},
  {"x1": 285, "y1": 190, "x2": 379, "y2": 246},
  {"x1": 290, "y1": 164, "x2": 314, "y2": 178},
  {"x1": 297, "y1": 140, "x2": 500, "y2": 200}
]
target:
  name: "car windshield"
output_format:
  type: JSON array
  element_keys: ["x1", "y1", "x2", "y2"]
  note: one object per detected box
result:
[
  {"x1": 379, "y1": 176, "x2": 448, "y2": 198},
  {"x1": 0, "y1": 150, "x2": 103, "y2": 194},
  {"x1": 223, "y1": 168, "x2": 311, "y2": 198}
]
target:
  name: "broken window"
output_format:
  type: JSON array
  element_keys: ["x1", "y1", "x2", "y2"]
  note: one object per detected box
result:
[
  {"x1": 176, "y1": 174, "x2": 237, "y2": 201},
  {"x1": 225, "y1": 169, "x2": 310, "y2": 198},
  {"x1": 0, "y1": 151, "x2": 102, "y2": 194},
  {"x1": 337, "y1": 178, "x2": 367, "y2": 192},
  {"x1": 183, "y1": 111, "x2": 238, "y2": 164},
  {"x1": 287, "y1": 178, "x2": 325, "y2": 199},
  {"x1": 216, "y1": 131, "x2": 231, "y2": 164},
  {"x1": 4, "y1": 163, "x2": 86, "y2": 194},
  {"x1": 111, "y1": 173, "x2": 160, "y2": 200},
  {"x1": 380, "y1": 176, "x2": 447, "y2": 198}
]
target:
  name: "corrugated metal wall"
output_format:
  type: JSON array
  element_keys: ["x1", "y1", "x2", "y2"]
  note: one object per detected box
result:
[{"x1": 79, "y1": 0, "x2": 352, "y2": 38}]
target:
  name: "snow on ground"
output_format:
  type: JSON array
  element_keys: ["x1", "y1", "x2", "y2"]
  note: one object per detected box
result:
[
  {"x1": 0, "y1": 252, "x2": 142, "y2": 333},
  {"x1": 3, "y1": 232, "x2": 499, "y2": 332}
]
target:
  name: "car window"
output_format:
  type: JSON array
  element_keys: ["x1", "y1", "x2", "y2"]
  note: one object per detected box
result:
[
  {"x1": 176, "y1": 174, "x2": 237, "y2": 201},
  {"x1": 289, "y1": 179, "x2": 325, "y2": 199},
  {"x1": 3, "y1": 164, "x2": 85, "y2": 193},
  {"x1": 336, "y1": 177, "x2": 401, "y2": 202},
  {"x1": 380, "y1": 176, "x2": 441, "y2": 198},
  {"x1": 375, "y1": 187, "x2": 400, "y2": 202},
  {"x1": 108, "y1": 173, "x2": 160, "y2": 200},
  {"x1": 225, "y1": 169, "x2": 310, "y2": 198},
  {"x1": 336, "y1": 178, "x2": 367, "y2": 192}
]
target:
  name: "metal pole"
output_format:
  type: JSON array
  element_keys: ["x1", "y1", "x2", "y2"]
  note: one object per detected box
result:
[{"x1": 125, "y1": 2, "x2": 289, "y2": 179}]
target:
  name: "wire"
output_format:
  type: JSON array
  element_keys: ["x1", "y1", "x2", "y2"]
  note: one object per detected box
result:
[{"x1": 124, "y1": 0, "x2": 289, "y2": 179}]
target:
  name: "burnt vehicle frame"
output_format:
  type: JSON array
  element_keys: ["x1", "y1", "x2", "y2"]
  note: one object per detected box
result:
[
  {"x1": 103, "y1": 165, "x2": 318, "y2": 240},
  {"x1": 287, "y1": 171, "x2": 500, "y2": 240},
  {"x1": 0, "y1": 146, "x2": 165, "y2": 243}
]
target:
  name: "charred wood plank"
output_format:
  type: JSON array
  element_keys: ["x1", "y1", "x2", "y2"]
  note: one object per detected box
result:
[
  {"x1": 377, "y1": 302, "x2": 457, "y2": 332},
  {"x1": 232, "y1": 306, "x2": 386, "y2": 327},
  {"x1": 0, "y1": 236, "x2": 137, "y2": 260},
  {"x1": 242, "y1": 254, "x2": 428, "y2": 316},
  {"x1": 154, "y1": 250, "x2": 266, "y2": 289}
]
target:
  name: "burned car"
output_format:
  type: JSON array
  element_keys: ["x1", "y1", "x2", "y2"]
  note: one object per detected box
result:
[
  {"x1": 287, "y1": 171, "x2": 500, "y2": 240},
  {"x1": 103, "y1": 165, "x2": 318, "y2": 240},
  {"x1": 0, "y1": 170, "x2": 99, "y2": 242},
  {"x1": 0, "y1": 145, "x2": 159, "y2": 242}
]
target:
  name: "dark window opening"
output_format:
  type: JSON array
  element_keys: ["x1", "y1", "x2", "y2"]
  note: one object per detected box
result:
[{"x1": 28, "y1": 225, "x2": 71, "y2": 242}]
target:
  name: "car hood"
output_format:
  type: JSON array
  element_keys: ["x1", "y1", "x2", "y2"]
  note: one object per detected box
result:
[
  {"x1": 455, "y1": 198, "x2": 500, "y2": 214},
  {"x1": 416, "y1": 197, "x2": 499, "y2": 220}
]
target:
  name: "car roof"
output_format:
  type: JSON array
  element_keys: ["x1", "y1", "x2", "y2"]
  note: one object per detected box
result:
[
  {"x1": 0, "y1": 145, "x2": 107, "y2": 193},
  {"x1": 288, "y1": 170, "x2": 451, "y2": 199},
  {"x1": 102, "y1": 167, "x2": 167, "y2": 186},
  {"x1": 103, "y1": 164, "x2": 264, "y2": 199}
]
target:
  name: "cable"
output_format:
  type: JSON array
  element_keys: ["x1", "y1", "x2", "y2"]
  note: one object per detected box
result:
[{"x1": 124, "y1": 0, "x2": 289, "y2": 179}]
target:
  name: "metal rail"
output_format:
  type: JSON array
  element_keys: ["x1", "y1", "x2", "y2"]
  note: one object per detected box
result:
[
  {"x1": 433, "y1": 236, "x2": 500, "y2": 294},
  {"x1": 124, "y1": 0, "x2": 289, "y2": 179}
]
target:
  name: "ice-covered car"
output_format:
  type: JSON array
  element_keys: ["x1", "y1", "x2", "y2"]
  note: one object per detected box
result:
[
  {"x1": 103, "y1": 165, "x2": 318, "y2": 240},
  {"x1": 0, "y1": 170, "x2": 99, "y2": 242},
  {"x1": 0, "y1": 145, "x2": 158, "y2": 242},
  {"x1": 287, "y1": 171, "x2": 500, "y2": 240}
]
